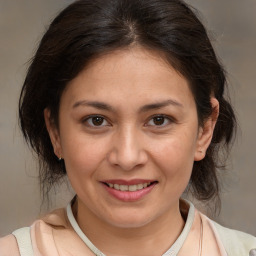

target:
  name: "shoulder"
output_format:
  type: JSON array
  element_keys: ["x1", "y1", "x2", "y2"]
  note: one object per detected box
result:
[
  {"x1": 40, "y1": 207, "x2": 69, "y2": 228},
  {"x1": 0, "y1": 234, "x2": 20, "y2": 256},
  {"x1": 0, "y1": 207, "x2": 68, "y2": 256},
  {"x1": 211, "y1": 220, "x2": 256, "y2": 256}
]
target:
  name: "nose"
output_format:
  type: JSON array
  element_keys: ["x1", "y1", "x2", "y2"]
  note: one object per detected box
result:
[{"x1": 107, "y1": 126, "x2": 148, "y2": 171}]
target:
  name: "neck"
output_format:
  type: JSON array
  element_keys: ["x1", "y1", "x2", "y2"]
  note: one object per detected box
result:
[{"x1": 74, "y1": 199, "x2": 185, "y2": 256}]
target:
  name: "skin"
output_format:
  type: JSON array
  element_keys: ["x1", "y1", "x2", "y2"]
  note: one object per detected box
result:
[{"x1": 45, "y1": 47, "x2": 218, "y2": 256}]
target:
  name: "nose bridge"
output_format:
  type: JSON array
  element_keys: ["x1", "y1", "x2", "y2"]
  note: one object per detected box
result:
[
  {"x1": 120, "y1": 125, "x2": 139, "y2": 157},
  {"x1": 108, "y1": 124, "x2": 147, "y2": 171}
]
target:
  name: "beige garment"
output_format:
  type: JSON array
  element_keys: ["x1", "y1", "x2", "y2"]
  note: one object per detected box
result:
[{"x1": 0, "y1": 205, "x2": 226, "y2": 256}]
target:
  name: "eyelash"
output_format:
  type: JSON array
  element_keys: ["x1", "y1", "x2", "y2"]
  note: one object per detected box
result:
[
  {"x1": 83, "y1": 115, "x2": 110, "y2": 128},
  {"x1": 146, "y1": 115, "x2": 174, "y2": 127},
  {"x1": 82, "y1": 114, "x2": 175, "y2": 128}
]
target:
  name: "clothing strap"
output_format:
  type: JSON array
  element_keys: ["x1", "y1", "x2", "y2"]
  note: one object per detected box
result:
[
  {"x1": 12, "y1": 227, "x2": 33, "y2": 256},
  {"x1": 162, "y1": 202, "x2": 195, "y2": 255},
  {"x1": 66, "y1": 199, "x2": 195, "y2": 256},
  {"x1": 212, "y1": 221, "x2": 256, "y2": 256}
]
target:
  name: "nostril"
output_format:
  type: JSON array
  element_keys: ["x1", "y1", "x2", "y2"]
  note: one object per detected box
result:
[{"x1": 107, "y1": 148, "x2": 148, "y2": 171}]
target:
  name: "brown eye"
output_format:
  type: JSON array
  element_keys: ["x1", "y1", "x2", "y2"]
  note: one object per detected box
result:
[
  {"x1": 91, "y1": 116, "x2": 104, "y2": 126},
  {"x1": 84, "y1": 115, "x2": 109, "y2": 127},
  {"x1": 153, "y1": 116, "x2": 165, "y2": 125},
  {"x1": 147, "y1": 115, "x2": 172, "y2": 127}
]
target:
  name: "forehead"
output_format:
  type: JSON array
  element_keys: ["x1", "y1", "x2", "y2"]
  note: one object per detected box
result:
[{"x1": 61, "y1": 47, "x2": 195, "y2": 111}]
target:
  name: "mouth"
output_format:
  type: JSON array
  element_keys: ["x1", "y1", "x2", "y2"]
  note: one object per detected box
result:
[
  {"x1": 100, "y1": 179, "x2": 158, "y2": 201},
  {"x1": 103, "y1": 181, "x2": 157, "y2": 192}
]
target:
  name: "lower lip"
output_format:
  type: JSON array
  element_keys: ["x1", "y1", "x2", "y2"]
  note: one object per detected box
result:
[{"x1": 102, "y1": 183, "x2": 157, "y2": 202}]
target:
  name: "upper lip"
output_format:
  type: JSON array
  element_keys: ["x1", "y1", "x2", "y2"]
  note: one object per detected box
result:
[{"x1": 101, "y1": 179, "x2": 157, "y2": 185}]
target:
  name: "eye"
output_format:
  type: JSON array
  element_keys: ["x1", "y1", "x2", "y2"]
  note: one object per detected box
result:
[
  {"x1": 147, "y1": 115, "x2": 173, "y2": 127},
  {"x1": 83, "y1": 115, "x2": 110, "y2": 127}
]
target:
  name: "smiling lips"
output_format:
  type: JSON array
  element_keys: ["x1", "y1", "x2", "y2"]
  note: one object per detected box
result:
[
  {"x1": 107, "y1": 182, "x2": 151, "y2": 191},
  {"x1": 101, "y1": 180, "x2": 158, "y2": 201}
]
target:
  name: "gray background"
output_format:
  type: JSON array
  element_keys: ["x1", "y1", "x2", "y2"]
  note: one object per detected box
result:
[{"x1": 0, "y1": 0, "x2": 256, "y2": 236}]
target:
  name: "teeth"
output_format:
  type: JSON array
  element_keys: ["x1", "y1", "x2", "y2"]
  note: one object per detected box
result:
[
  {"x1": 129, "y1": 185, "x2": 137, "y2": 192},
  {"x1": 120, "y1": 185, "x2": 128, "y2": 191},
  {"x1": 107, "y1": 182, "x2": 152, "y2": 191},
  {"x1": 137, "y1": 184, "x2": 143, "y2": 190},
  {"x1": 114, "y1": 184, "x2": 119, "y2": 190}
]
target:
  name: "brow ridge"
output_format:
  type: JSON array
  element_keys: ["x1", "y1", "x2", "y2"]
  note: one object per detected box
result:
[{"x1": 72, "y1": 99, "x2": 183, "y2": 113}]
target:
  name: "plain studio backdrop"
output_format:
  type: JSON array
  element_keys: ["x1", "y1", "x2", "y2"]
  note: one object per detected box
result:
[{"x1": 0, "y1": 0, "x2": 256, "y2": 236}]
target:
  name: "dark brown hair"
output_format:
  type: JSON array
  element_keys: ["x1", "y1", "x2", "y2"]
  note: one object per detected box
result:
[{"x1": 19, "y1": 0, "x2": 236, "y2": 205}]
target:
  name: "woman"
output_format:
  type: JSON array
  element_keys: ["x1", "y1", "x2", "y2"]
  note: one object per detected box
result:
[{"x1": 0, "y1": 0, "x2": 255, "y2": 255}]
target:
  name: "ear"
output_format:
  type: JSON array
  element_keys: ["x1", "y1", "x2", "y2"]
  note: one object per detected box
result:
[
  {"x1": 44, "y1": 108, "x2": 62, "y2": 159},
  {"x1": 194, "y1": 98, "x2": 219, "y2": 161}
]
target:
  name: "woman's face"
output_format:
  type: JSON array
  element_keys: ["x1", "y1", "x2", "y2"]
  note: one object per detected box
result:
[{"x1": 46, "y1": 47, "x2": 215, "y2": 228}]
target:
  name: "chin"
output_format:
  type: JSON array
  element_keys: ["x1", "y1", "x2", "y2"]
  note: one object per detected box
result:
[
  {"x1": 104, "y1": 211, "x2": 156, "y2": 229},
  {"x1": 110, "y1": 219, "x2": 151, "y2": 229}
]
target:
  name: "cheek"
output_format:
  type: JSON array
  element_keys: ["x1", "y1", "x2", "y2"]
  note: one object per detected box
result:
[
  {"x1": 61, "y1": 131, "x2": 110, "y2": 176},
  {"x1": 153, "y1": 132, "x2": 197, "y2": 180}
]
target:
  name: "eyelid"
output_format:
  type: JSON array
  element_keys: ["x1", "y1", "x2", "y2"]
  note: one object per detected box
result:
[
  {"x1": 82, "y1": 114, "x2": 175, "y2": 129},
  {"x1": 145, "y1": 114, "x2": 175, "y2": 127},
  {"x1": 82, "y1": 114, "x2": 111, "y2": 128}
]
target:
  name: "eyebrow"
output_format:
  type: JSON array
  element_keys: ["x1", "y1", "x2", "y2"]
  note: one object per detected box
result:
[{"x1": 72, "y1": 99, "x2": 183, "y2": 113}]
